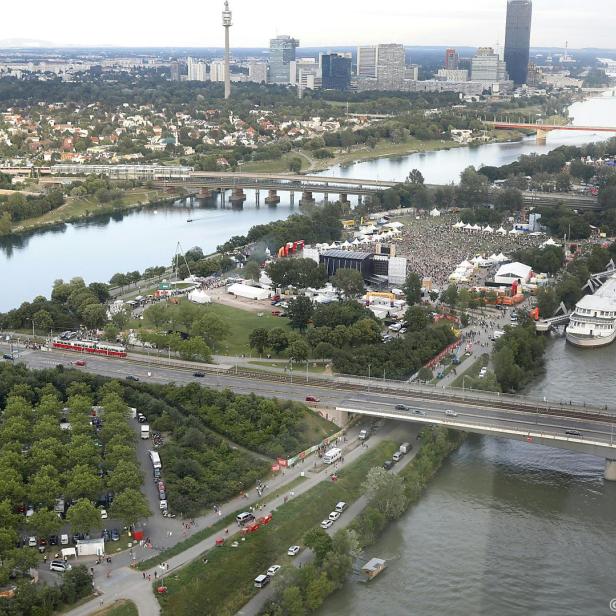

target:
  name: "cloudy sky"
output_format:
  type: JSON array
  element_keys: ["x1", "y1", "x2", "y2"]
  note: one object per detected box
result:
[{"x1": 2, "y1": 0, "x2": 614, "y2": 49}]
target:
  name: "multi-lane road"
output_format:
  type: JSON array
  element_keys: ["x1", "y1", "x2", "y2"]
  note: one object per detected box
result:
[{"x1": 4, "y1": 343, "x2": 616, "y2": 461}]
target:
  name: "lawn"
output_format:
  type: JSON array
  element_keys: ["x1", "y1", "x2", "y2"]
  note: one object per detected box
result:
[
  {"x1": 205, "y1": 303, "x2": 292, "y2": 357},
  {"x1": 157, "y1": 440, "x2": 397, "y2": 616},
  {"x1": 93, "y1": 600, "x2": 138, "y2": 616},
  {"x1": 239, "y1": 153, "x2": 308, "y2": 174}
]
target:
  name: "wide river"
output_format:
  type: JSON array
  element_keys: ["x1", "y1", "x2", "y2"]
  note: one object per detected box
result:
[{"x1": 1, "y1": 92, "x2": 615, "y2": 312}]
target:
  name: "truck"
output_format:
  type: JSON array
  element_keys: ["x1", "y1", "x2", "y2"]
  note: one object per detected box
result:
[
  {"x1": 140, "y1": 424, "x2": 150, "y2": 439},
  {"x1": 399, "y1": 442, "x2": 411, "y2": 454},
  {"x1": 149, "y1": 450, "x2": 161, "y2": 470},
  {"x1": 323, "y1": 447, "x2": 342, "y2": 465},
  {"x1": 358, "y1": 428, "x2": 370, "y2": 441}
]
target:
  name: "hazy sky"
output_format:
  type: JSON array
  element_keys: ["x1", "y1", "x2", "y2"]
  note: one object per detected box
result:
[{"x1": 2, "y1": 0, "x2": 614, "y2": 49}]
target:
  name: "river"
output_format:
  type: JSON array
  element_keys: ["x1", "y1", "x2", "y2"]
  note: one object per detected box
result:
[{"x1": 1, "y1": 92, "x2": 615, "y2": 311}]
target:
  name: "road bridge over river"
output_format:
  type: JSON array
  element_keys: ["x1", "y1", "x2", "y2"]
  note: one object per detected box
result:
[{"x1": 4, "y1": 341, "x2": 616, "y2": 479}]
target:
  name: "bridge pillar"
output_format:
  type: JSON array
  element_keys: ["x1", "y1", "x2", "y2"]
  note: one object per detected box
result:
[
  {"x1": 290, "y1": 191, "x2": 295, "y2": 205},
  {"x1": 605, "y1": 459, "x2": 616, "y2": 481},
  {"x1": 299, "y1": 191, "x2": 315, "y2": 207},
  {"x1": 219, "y1": 188, "x2": 226, "y2": 207},
  {"x1": 536, "y1": 128, "x2": 548, "y2": 145},
  {"x1": 229, "y1": 188, "x2": 246, "y2": 207},
  {"x1": 339, "y1": 193, "x2": 350, "y2": 205},
  {"x1": 324, "y1": 191, "x2": 329, "y2": 203},
  {"x1": 357, "y1": 194, "x2": 362, "y2": 205},
  {"x1": 255, "y1": 189, "x2": 260, "y2": 206},
  {"x1": 264, "y1": 189, "x2": 281, "y2": 206}
]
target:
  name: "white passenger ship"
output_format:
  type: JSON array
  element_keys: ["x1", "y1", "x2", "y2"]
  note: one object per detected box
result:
[{"x1": 566, "y1": 273, "x2": 616, "y2": 348}]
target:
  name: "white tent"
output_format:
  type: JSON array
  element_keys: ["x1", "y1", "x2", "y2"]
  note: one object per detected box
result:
[
  {"x1": 430, "y1": 208, "x2": 441, "y2": 217},
  {"x1": 472, "y1": 224, "x2": 481, "y2": 231},
  {"x1": 385, "y1": 221, "x2": 404, "y2": 229},
  {"x1": 227, "y1": 283, "x2": 270, "y2": 301},
  {"x1": 497, "y1": 227, "x2": 507, "y2": 235},
  {"x1": 508, "y1": 228, "x2": 522, "y2": 235},
  {"x1": 496, "y1": 253, "x2": 508, "y2": 262},
  {"x1": 188, "y1": 289, "x2": 212, "y2": 304},
  {"x1": 464, "y1": 223, "x2": 473, "y2": 231},
  {"x1": 541, "y1": 238, "x2": 560, "y2": 248},
  {"x1": 483, "y1": 225, "x2": 494, "y2": 233}
]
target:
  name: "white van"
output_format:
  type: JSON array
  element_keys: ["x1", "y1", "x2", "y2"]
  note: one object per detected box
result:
[
  {"x1": 254, "y1": 574, "x2": 270, "y2": 588},
  {"x1": 140, "y1": 424, "x2": 150, "y2": 439},
  {"x1": 236, "y1": 512, "x2": 256, "y2": 526},
  {"x1": 60, "y1": 534, "x2": 69, "y2": 545},
  {"x1": 323, "y1": 447, "x2": 342, "y2": 465},
  {"x1": 335, "y1": 501, "x2": 347, "y2": 513},
  {"x1": 50, "y1": 560, "x2": 72, "y2": 573},
  {"x1": 392, "y1": 451, "x2": 402, "y2": 462}
]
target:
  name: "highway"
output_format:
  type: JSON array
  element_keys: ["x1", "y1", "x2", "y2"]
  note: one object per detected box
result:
[{"x1": 4, "y1": 343, "x2": 616, "y2": 460}]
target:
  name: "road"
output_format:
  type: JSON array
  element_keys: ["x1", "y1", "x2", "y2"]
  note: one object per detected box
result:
[
  {"x1": 237, "y1": 423, "x2": 420, "y2": 616},
  {"x1": 63, "y1": 420, "x2": 408, "y2": 616}
]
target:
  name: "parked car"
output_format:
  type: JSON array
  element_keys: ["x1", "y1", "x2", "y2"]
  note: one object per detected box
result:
[
  {"x1": 49, "y1": 560, "x2": 72, "y2": 573},
  {"x1": 565, "y1": 430, "x2": 582, "y2": 437},
  {"x1": 193, "y1": 372, "x2": 205, "y2": 378},
  {"x1": 392, "y1": 451, "x2": 402, "y2": 462},
  {"x1": 27, "y1": 536, "x2": 37, "y2": 548},
  {"x1": 320, "y1": 519, "x2": 333, "y2": 529},
  {"x1": 287, "y1": 545, "x2": 301, "y2": 556},
  {"x1": 328, "y1": 511, "x2": 341, "y2": 521},
  {"x1": 48, "y1": 535, "x2": 59, "y2": 546},
  {"x1": 335, "y1": 501, "x2": 347, "y2": 513},
  {"x1": 254, "y1": 574, "x2": 270, "y2": 589},
  {"x1": 267, "y1": 565, "x2": 281, "y2": 577},
  {"x1": 2, "y1": 354, "x2": 14, "y2": 361},
  {"x1": 125, "y1": 375, "x2": 139, "y2": 381},
  {"x1": 445, "y1": 409, "x2": 458, "y2": 417},
  {"x1": 100, "y1": 509, "x2": 108, "y2": 520},
  {"x1": 414, "y1": 409, "x2": 426, "y2": 416},
  {"x1": 383, "y1": 460, "x2": 394, "y2": 471},
  {"x1": 111, "y1": 529, "x2": 120, "y2": 541},
  {"x1": 305, "y1": 395, "x2": 319, "y2": 403},
  {"x1": 60, "y1": 534, "x2": 69, "y2": 545},
  {"x1": 395, "y1": 404, "x2": 409, "y2": 411}
]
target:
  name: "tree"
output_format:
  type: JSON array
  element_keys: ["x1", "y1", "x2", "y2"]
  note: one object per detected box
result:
[
  {"x1": 331, "y1": 268, "x2": 365, "y2": 298},
  {"x1": 110, "y1": 488, "x2": 151, "y2": 527},
  {"x1": 65, "y1": 465, "x2": 102, "y2": 501},
  {"x1": 288, "y1": 157, "x2": 302, "y2": 173},
  {"x1": 286, "y1": 296, "x2": 314, "y2": 331},
  {"x1": 106, "y1": 461, "x2": 142, "y2": 495},
  {"x1": 66, "y1": 499, "x2": 101, "y2": 534},
  {"x1": 267, "y1": 328, "x2": 289, "y2": 354},
  {"x1": 287, "y1": 339, "x2": 310, "y2": 362},
  {"x1": 441, "y1": 285, "x2": 459, "y2": 307},
  {"x1": 28, "y1": 508, "x2": 63, "y2": 538},
  {"x1": 457, "y1": 166, "x2": 489, "y2": 209},
  {"x1": 417, "y1": 366, "x2": 434, "y2": 382},
  {"x1": 81, "y1": 304, "x2": 108, "y2": 329},
  {"x1": 249, "y1": 328, "x2": 270, "y2": 355},
  {"x1": 406, "y1": 168, "x2": 424, "y2": 185},
  {"x1": 178, "y1": 337, "x2": 212, "y2": 362},
  {"x1": 405, "y1": 305, "x2": 431, "y2": 332},
  {"x1": 363, "y1": 466, "x2": 407, "y2": 519},
  {"x1": 243, "y1": 261, "x2": 261, "y2": 282},
  {"x1": 280, "y1": 586, "x2": 304, "y2": 616},
  {"x1": 403, "y1": 271, "x2": 422, "y2": 305},
  {"x1": 303, "y1": 527, "x2": 333, "y2": 565},
  {"x1": 32, "y1": 309, "x2": 53, "y2": 333}
]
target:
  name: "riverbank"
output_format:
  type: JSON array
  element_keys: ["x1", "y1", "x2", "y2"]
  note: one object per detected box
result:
[
  {"x1": 240, "y1": 130, "x2": 526, "y2": 175},
  {"x1": 7, "y1": 187, "x2": 172, "y2": 236}
]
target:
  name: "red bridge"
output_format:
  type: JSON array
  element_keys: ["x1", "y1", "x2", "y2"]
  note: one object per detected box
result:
[{"x1": 484, "y1": 121, "x2": 616, "y2": 144}]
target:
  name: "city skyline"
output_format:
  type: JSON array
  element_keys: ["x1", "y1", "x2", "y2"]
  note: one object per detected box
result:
[{"x1": 1, "y1": 0, "x2": 615, "y2": 50}]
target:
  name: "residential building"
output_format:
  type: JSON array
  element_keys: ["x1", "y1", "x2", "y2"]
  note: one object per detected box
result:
[
  {"x1": 210, "y1": 60, "x2": 225, "y2": 82},
  {"x1": 248, "y1": 60, "x2": 268, "y2": 84},
  {"x1": 471, "y1": 47, "x2": 508, "y2": 84},
  {"x1": 444, "y1": 48, "x2": 459, "y2": 70},
  {"x1": 187, "y1": 57, "x2": 207, "y2": 82},
  {"x1": 504, "y1": 0, "x2": 533, "y2": 84},
  {"x1": 320, "y1": 53, "x2": 352, "y2": 90},
  {"x1": 357, "y1": 45, "x2": 378, "y2": 78},
  {"x1": 269, "y1": 35, "x2": 299, "y2": 84},
  {"x1": 170, "y1": 61, "x2": 180, "y2": 82},
  {"x1": 404, "y1": 64, "x2": 420, "y2": 81}
]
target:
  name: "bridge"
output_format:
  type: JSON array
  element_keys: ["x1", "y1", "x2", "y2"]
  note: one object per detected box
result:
[
  {"x1": 34, "y1": 165, "x2": 601, "y2": 210},
  {"x1": 4, "y1": 339, "x2": 616, "y2": 480},
  {"x1": 483, "y1": 120, "x2": 616, "y2": 144}
]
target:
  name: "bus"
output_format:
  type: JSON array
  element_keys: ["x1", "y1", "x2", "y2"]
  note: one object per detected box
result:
[
  {"x1": 149, "y1": 450, "x2": 161, "y2": 470},
  {"x1": 323, "y1": 447, "x2": 342, "y2": 465}
]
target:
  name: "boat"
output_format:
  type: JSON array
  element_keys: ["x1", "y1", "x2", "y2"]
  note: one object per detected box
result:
[
  {"x1": 566, "y1": 273, "x2": 616, "y2": 348},
  {"x1": 361, "y1": 557, "x2": 387, "y2": 581}
]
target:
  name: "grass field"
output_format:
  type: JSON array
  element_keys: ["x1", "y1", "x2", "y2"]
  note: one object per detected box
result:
[
  {"x1": 93, "y1": 600, "x2": 138, "y2": 616},
  {"x1": 205, "y1": 303, "x2": 293, "y2": 356},
  {"x1": 157, "y1": 441, "x2": 397, "y2": 616},
  {"x1": 239, "y1": 153, "x2": 308, "y2": 174}
]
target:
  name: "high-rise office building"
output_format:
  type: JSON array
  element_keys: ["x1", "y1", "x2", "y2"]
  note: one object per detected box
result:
[
  {"x1": 170, "y1": 61, "x2": 180, "y2": 82},
  {"x1": 321, "y1": 53, "x2": 352, "y2": 90},
  {"x1": 504, "y1": 0, "x2": 532, "y2": 84},
  {"x1": 289, "y1": 58, "x2": 320, "y2": 90},
  {"x1": 471, "y1": 47, "x2": 509, "y2": 84},
  {"x1": 269, "y1": 35, "x2": 299, "y2": 84},
  {"x1": 376, "y1": 43, "x2": 406, "y2": 90},
  {"x1": 444, "y1": 48, "x2": 459, "y2": 70},
  {"x1": 248, "y1": 60, "x2": 268, "y2": 84},
  {"x1": 357, "y1": 46, "x2": 378, "y2": 78}
]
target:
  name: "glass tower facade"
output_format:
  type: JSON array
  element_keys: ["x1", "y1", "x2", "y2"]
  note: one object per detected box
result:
[
  {"x1": 321, "y1": 53, "x2": 352, "y2": 90},
  {"x1": 269, "y1": 35, "x2": 300, "y2": 84},
  {"x1": 504, "y1": 0, "x2": 532, "y2": 85}
]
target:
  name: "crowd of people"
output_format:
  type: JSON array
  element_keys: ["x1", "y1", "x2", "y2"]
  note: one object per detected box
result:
[{"x1": 396, "y1": 215, "x2": 546, "y2": 289}]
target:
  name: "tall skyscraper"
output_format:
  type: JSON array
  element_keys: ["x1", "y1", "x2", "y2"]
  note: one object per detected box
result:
[
  {"x1": 269, "y1": 35, "x2": 299, "y2": 84},
  {"x1": 504, "y1": 0, "x2": 532, "y2": 85},
  {"x1": 321, "y1": 53, "x2": 352, "y2": 90},
  {"x1": 170, "y1": 61, "x2": 180, "y2": 82},
  {"x1": 222, "y1": 1, "x2": 232, "y2": 99},
  {"x1": 444, "y1": 48, "x2": 459, "y2": 70},
  {"x1": 376, "y1": 44, "x2": 406, "y2": 90},
  {"x1": 357, "y1": 46, "x2": 378, "y2": 78}
]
